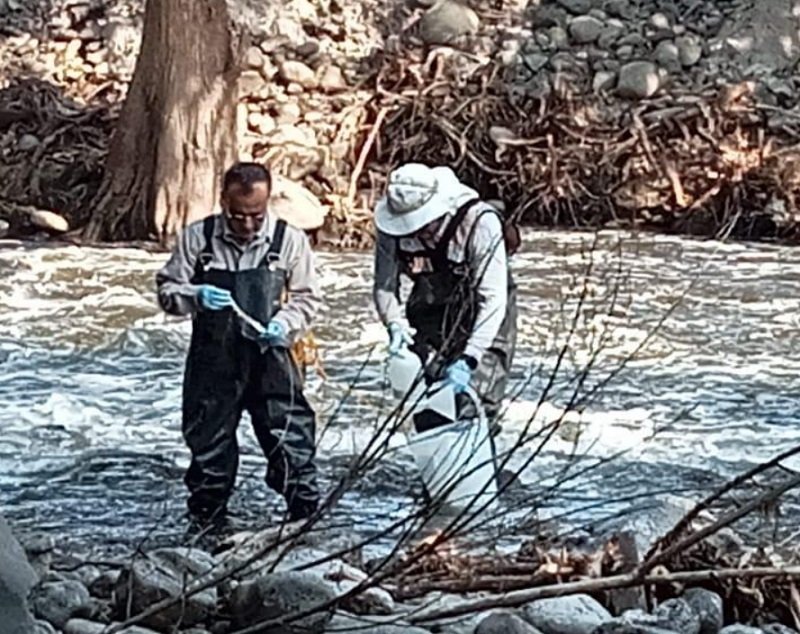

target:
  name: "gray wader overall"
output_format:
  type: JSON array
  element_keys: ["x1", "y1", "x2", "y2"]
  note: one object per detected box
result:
[
  {"x1": 183, "y1": 216, "x2": 319, "y2": 522},
  {"x1": 399, "y1": 201, "x2": 518, "y2": 427}
]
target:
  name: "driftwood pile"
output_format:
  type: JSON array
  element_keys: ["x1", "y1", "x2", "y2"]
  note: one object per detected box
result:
[{"x1": 356, "y1": 43, "x2": 800, "y2": 244}]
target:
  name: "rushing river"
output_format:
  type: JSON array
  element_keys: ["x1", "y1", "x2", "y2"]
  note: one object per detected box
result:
[{"x1": 1, "y1": 230, "x2": 799, "y2": 559}]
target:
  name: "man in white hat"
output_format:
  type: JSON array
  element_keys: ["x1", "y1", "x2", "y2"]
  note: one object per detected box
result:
[{"x1": 372, "y1": 163, "x2": 517, "y2": 425}]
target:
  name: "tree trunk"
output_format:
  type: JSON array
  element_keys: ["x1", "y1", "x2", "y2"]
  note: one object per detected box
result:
[{"x1": 83, "y1": 0, "x2": 239, "y2": 243}]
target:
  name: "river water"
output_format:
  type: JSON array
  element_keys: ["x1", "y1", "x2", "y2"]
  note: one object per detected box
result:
[{"x1": 1, "y1": 230, "x2": 799, "y2": 559}]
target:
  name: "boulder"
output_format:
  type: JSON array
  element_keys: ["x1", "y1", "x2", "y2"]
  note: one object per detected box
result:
[
  {"x1": 521, "y1": 594, "x2": 612, "y2": 634},
  {"x1": 617, "y1": 61, "x2": 660, "y2": 99},
  {"x1": 419, "y1": 0, "x2": 480, "y2": 45},
  {"x1": 0, "y1": 514, "x2": 38, "y2": 634},
  {"x1": 113, "y1": 548, "x2": 217, "y2": 632},
  {"x1": 29, "y1": 580, "x2": 92, "y2": 629},
  {"x1": 682, "y1": 588, "x2": 723, "y2": 634},
  {"x1": 476, "y1": 610, "x2": 543, "y2": 634},
  {"x1": 270, "y1": 175, "x2": 326, "y2": 230},
  {"x1": 230, "y1": 571, "x2": 337, "y2": 634}
]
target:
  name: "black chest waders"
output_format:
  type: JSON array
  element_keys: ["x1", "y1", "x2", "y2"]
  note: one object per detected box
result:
[{"x1": 182, "y1": 216, "x2": 319, "y2": 523}]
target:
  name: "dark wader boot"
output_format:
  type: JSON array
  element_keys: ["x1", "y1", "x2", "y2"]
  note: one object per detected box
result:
[
  {"x1": 401, "y1": 202, "x2": 518, "y2": 485},
  {"x1": 182, "y1": 217, "x2": 319, "y2": 523}
]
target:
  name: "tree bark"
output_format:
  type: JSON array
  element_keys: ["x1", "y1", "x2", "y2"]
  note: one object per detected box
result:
[{"x1": 83, "y1": 0, "x2": 239, "y2": 243}]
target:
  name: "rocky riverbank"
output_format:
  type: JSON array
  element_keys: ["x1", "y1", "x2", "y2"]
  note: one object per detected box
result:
[
  {"x1": 4, "y1": 509, "x2": 800, "y2": 634},
  {"x1": 2, "y1": 0, "x2": 800, "y2": 245}
]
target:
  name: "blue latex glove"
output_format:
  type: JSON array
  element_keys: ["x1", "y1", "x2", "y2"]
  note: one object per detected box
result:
[
  {"x1": 387, "y1": 322, "x2": 413, "y2": 356},
  {"x1": 197, "y1": 285, "x2": 233, "y2": 311},
  {"x1": 259, "y1": 320, "x2": 288, "y2": 347},
  {"x1": 444, "y1": 358, "x2": 473, "y2": 394}
]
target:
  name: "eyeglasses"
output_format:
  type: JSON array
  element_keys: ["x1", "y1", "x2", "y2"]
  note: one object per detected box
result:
[{"x1": 226, "y1": 209, "x2": 266, "y2": 224}]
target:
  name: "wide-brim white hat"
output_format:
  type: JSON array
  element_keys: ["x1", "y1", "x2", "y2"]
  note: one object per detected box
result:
[{"x1": 374, "y1": 163, "x2": 478, "y2": 236}]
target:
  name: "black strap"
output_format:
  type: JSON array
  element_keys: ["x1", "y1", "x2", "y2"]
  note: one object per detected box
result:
[
  {"x1": 192, "y1": 215, "x2": 216, "y2": 279},
  {"x1": 201, "y1": 215, "x2": 215, "y2": 257},
  {"x1": 430, "y1": 198, "x2": 479, "y2": 269},
  {"x1": 264, "y1": 219, "x2": 287, "y2": 263}
]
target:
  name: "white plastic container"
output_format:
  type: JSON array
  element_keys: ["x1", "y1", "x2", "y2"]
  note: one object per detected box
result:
[
  {"x1": 386, "y1": 347, "x2": 424, "y2": 401},
  {"x1": 406, "y1": 384, "x2": 498, "y2": 512}
]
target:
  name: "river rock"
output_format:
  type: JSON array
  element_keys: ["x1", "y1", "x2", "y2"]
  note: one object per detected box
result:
[
  {"x1": 593, "y1": 70, "x2": 616, "y2": 92},
  {"x1": 569, "y1": 15, "x2": 604, "y2": 43},
  {"x1": 532, "y1": 5, "x2": 568, "y2": 28},
  {"x1": 763, "y1": 626, "x2": 799, "y2": 634},
  {"x1": 318, "y1": 64, "x2": 347, "y2": 93},
  {"x1": 325, "y1": 613, "x2": 431, "y2": 633},
  {"x1": 0, "y1": 514, "x2": 38, "y2": 634},
  {"x1": 29, "y1": 208, "x2": 69, "y2": 234},
  {"x1": 654, "y1": 599, "x2": 701, "y2": 634},
  {"x1": 763, "y1": 626, "x2": 800, "y2": 634},
  {"x1": 32, "y1": 623, "x2": 55, "y2": 634},
  {"x1": 113, "y1": 548, "x2": 217, "y2": 632},
  {"x1": 230, "y1": 571, "x2": 337, "y2": 634},
  {"x1": 617, "y1": 61, "x2": 660, "y2": 99},
  {"x1": 280, "y1": 60, "x2": 317, "y2": 89},
  {"x1": 521, "y1": 594, "x2": 612, "y2": 634},
  {"x1": 245, "y1": 45, "x2": 264, "y2": 69},
  {"x1": 18, "y1": 134, "x2": 40, "y2": 151},
  {"x1": 418, "y1": 0, "x2": 479, "y2": 45},
  {"x1": 87, "y1": 570, "x2": 119, "y2": 600},
  {"x1": 64, "y1": 619, "x2": 106, "y2": 634},
  {"x1": 603, "y1": 0, "x2": 628, "y2": 17},
  {"x1": 682, "y1": 588, "x2": 723, "y2": 634},
  {"x1": 30, "y1": 580, "x2": 92, "y2": 629},
  {"x1": 596, "y1": 603, "x2": 699, "y2": 634},
  {"x1": 676, "y1": 35, "x2": 703, "y2": 66},
  {"x1": 65, "y1": 624, "x2": 160, "y2": 634},
  {"x1": 557, "y1": 0, "x2": 593, "y2": 14},
  {"x1": 719, "y1": 627, "x2": 763, "y2": 634},
  {"x1": 0, "y1": 219, "x2": 9, "y2": 239},
  {"x1": 654, "y1": 40, "x2": 681, "y2": 71},
  {"x1": 476, "y1": 610, "x2": 543, "y2": 634},
  {"x1": 336, "y1": 581, "x2": 394, "y2": 616}
]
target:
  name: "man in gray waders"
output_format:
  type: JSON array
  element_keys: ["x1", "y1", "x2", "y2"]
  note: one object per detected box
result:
[
  {"x1": 156, "y1": 162, "x2": 321, "y2": 527},
  {"x1": 372, "y1": 163, "x2": 517, "y2": 448}
]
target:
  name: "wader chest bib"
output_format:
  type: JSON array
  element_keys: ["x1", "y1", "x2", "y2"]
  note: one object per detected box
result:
[{"x1": 399, "y1": 202, "x2": 518, "y2": 419}]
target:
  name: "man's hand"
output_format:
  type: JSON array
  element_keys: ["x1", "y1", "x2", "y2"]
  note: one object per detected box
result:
[
  {"x1": 444, "y1": 357, "x2": 476, "y2": 393},
  {"x1": 259, "y1": 320, "x2": 289, "y2": 348},
  {"x1": 197, "y1": 285, "x2": 233, "y2": 311},
  {"x1": 387, "y1": 322, "x2": 413, "y2": 356}
]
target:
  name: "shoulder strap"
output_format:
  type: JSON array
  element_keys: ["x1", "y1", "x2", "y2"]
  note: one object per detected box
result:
[
  {"x1": 431, "y1": 198, "x2": 480, "y2": 267},
  {"x1": 201, "y1": 215, "x2": 215, "y2": 256},
  {"x1": 192, "y1": 215, "x2": 216, "y2": 278},
  {"x1": 266, "y1": 219, "x2": 287, "y2": 259}
]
